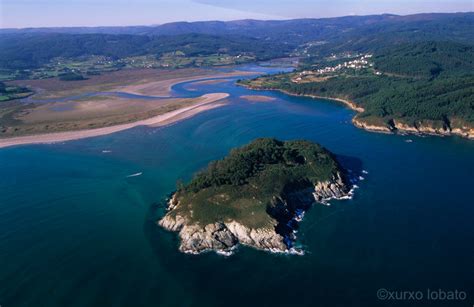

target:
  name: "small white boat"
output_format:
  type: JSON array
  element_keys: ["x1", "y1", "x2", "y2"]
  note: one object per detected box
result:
[{"x1": 126, "y1": 172, "x2": 142, "y2": 178}]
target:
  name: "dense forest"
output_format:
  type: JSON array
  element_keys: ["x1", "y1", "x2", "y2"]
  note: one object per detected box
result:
[
  {"x1": 372, "y1": 41, "x2": 474, "y2": 78},
  {"x1": 241, "y1": 41, "x2": 474, "y2": 130},
  {"x1": 304, "y1": 13, "x2": 474, "y2": 57},
  {"x1": 170, "y1": 138, "x2": 342, "y2": 227},
  {"x1": 184, "y1": 138, "x2": 337, "y2": 194}
]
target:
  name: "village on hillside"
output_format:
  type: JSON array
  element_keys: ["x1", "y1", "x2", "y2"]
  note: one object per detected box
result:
[{"x1": 291, "y1": 54, "x2": 383, "y2": 83}]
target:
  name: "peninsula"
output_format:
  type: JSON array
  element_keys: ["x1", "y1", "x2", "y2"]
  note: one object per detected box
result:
[
  {"x1": 159, "y1": 138, "x2": 352, "y2": 255},
  {"x1": 238, "y1": 42, "x2": 474, "y2": 139}
]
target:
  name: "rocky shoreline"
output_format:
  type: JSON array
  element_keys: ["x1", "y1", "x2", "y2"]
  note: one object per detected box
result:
[
  {"x1": 158, "y1": 171, "x2": 352, "y2": 255},
  {"x1": 241, "y1": 84, "x2": 474, "y2": 140},
  {"x1": 353, "y1": 116, "x2": 474, "y2": 139}
]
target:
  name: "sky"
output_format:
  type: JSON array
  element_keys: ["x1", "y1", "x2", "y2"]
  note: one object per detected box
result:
[{"x1": 1, "y1": 0, "x2": 472, "y2": 28}]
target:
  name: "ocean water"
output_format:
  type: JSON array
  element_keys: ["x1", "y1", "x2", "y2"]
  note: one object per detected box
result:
[{"x1": 1, "y1": 65, "x2": 473, "y2": 307}]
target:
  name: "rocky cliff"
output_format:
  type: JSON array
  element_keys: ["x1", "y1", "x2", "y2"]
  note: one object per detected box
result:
[
  {"x1": 353, "y1": 117, "x2": 474, "y2": 139},
  {"x1": 313, "y1": 172, "x2": 352, "y2": 203},
  {"x1": 158, "y1": 171, "x2": 351, "y2": 255},
  {"x1": 241, "y1": 80, "x2": 474, "y2": 140}
]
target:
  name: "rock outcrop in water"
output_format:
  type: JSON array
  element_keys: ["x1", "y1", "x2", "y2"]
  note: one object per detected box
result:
[
  {"x1": 353, "y1": 117, "x2": 474, "y2": 139},
  {"x1": 159, "y1": 172, "x2": 351, "y2": 254},
  {"x1": 158, "y1": 138, "x2": 356, "y2": 255},
  {"x1": 313, "y1": 172, "x2": 350, "y2": 203}
]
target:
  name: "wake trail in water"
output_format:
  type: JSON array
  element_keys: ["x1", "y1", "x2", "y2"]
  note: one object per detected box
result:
[{"x1": 126, "y1": 172, "x2": 143, "y2": 178}]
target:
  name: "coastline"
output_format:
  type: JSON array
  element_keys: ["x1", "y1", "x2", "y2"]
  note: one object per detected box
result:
[
  {"x1": 240, "y1": 84, "x2": 364, "y2": 113},
  {"x1": 119, "y1": 71, "x2": 257, "y2": 97},
  {"x1": 0, "y1": 93, "x2": 229, "y2": 149},
  {"x1": 352, "y1": 116, "x2": 474, "y2": 139},
  {"x1": 159, "y1": 170, "x2": 356, "y2": 256},
  {"x1": 242, "y1": 84, "x2": 474, "y2": 140}
]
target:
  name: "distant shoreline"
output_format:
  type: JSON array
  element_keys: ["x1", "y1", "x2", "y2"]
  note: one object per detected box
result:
[{"x1": 0, "y1": 93, "x2": 229, "y2": 149}]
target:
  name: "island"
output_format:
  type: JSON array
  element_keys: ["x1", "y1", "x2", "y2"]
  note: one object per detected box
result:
[{"x1": 159, "y1": 138, "x2": 353, "y2": 255}]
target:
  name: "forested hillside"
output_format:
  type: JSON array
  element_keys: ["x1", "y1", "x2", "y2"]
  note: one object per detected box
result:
[
  {"x1": 0, "y1": 33, "x2": 288, "y2": 69},
  {"x1": 372, "y1": 42, "x2": 474, "y2": 78},
  {"x1": 3, "y1": 12, "x2": 473, "y2": 46},
  {"x1": 1, "y1": 12, "x2": 472, "y2": 75},
  {"x1": 241, "y1": 41, "x2": 474, "y2": 137}
]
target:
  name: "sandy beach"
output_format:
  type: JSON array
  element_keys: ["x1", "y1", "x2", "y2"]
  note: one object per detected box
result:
[
  {"x1": 119, "y1": 71, "x2": 256, "y2": 97},
  {"x1": 240, "y1": 95, "x2": 276, "y2": 102},
  {"x1": 0, "y1": 93, "x2": 229, "y2": 149}
]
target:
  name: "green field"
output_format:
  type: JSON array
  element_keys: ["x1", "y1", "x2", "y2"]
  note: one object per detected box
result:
[
  {"x1": 0, "y1": 53, "x2": 257, "y2": 81},
  {"x1": 0, "y1": 83, "x2": 33, "y2": 102}
]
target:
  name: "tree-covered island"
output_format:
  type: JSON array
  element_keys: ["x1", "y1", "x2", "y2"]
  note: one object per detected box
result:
[{"x1": 159, "y1": 138, "x2": 353, "y2": 255}]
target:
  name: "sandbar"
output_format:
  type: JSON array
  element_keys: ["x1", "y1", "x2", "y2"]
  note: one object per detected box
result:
[
  {"x1": 118, "y1": 71, "x2": 256, "y2": 97},
  {"x1": 0, "y1": 93, "x2": 229, "y2": 148},
  {"x1": 240, "y1": 95, "x2": 276, "y2": 102}
]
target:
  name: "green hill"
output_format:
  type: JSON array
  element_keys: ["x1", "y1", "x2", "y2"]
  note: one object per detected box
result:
[
  {"x1": 159, "y1": 138, "x2": 351, "y2": 254},
  {"x1": 0, "y1": 33, "x2": 289, "y2": 70}
]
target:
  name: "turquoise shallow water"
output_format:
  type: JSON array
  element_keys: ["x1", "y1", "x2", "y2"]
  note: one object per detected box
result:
[{"x1": 1, "y1": 65, "x2": 473, "y2": 306}]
